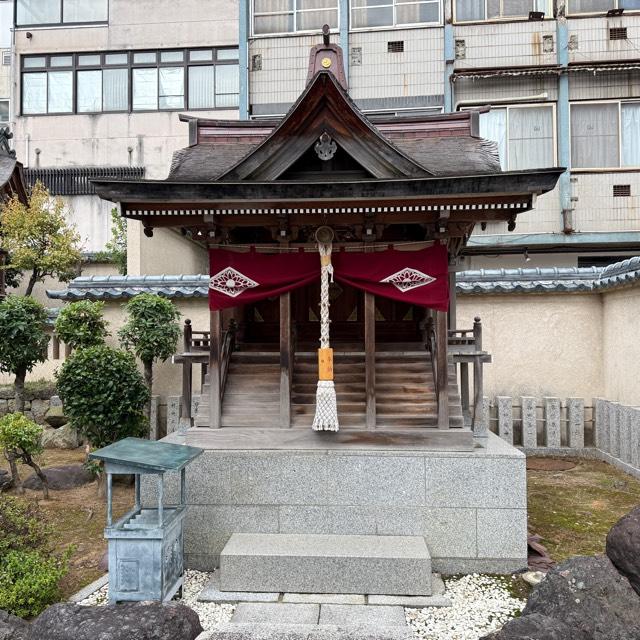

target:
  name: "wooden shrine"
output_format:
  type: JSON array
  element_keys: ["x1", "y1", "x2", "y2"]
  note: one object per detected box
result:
[{"x1": 94, "y1": 28, "x2": 562, "y2": 450}]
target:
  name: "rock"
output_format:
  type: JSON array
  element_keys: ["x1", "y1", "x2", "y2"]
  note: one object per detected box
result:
[
  {"x1": 0, "y1": 609, "x2": 30, "y2": 640},
  {"x1": 30, "y1": 602, "x2": 203, "y2": 640},
  {"x1": 523, "y1": 555, "x2": 640, "y2": 639},
  {"x1": 0, "y1": 400, "x2": 7, "y2": 417},
  {"x1": 41, "y1": 424, "x2": 80, "y2": 449},
  {"x1": 50, "y1": 395, "x2": 63, "y2": 408},
  {"x1": 606, "y1": 505, "x2": 640, "y2": 597},
  {"x1": 30, "y1": 399, "x2": 49, "y2": 424},
  {"x1": 44, "y1": 404, "x2": 68, "y2": 428},
  {"x1": 522, "y1": 570, "x2": 545, "y2": 587},
  {"x1": 0, "y1": 470, "x2": 10, "y2": 491},
  {"x1": 483, "y1": 612, "x2": 590, "y2": 640},
  {"x1": 0, "y1": 387, "x2": 12, "y2": 400},
  {"x1": 98, "y1": 550, "x2": 109, "y2": 572},
  {"x1": 23, "y1": 465, "x2": 93, "y2": 491}
]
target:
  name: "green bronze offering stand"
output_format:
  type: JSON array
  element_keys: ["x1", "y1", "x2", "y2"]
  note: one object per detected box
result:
[{"x1": 90, "y1": 437, "x2": 203, "y2": 604}]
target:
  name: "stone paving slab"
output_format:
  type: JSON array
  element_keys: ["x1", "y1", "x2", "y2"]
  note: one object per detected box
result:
[
  {"x1": 282, "y1": 594, "x2": 366, "y2": 605},
  {"x1": 318, "y1": 604, "x2": 406, "y2": 627},
  {"x1": 199, "y1": 575, "x2": 280, "y2": 603},
  {"x1": 367, "y1": 593, "x2": 451, "y2": 607},
  {"x1": 231, "y1": 603, "x2": 320, "y2": 625},
  {"x1": 204, "y1": 624, "x2": 414, "y2": 640}
]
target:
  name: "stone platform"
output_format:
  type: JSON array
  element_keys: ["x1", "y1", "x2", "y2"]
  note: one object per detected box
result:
[{"x1": 142, "y1": 431, "x2": 527, "y2": 575}]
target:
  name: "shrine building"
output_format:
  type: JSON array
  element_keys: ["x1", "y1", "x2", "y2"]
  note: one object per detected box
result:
[{"x1": 92, "y1": 30, "x2": 562, "y2": 585}]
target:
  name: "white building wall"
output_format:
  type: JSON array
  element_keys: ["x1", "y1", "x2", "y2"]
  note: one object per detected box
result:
[{"x1": 568, "y1": 15, "x2": 640, "y2": 65}]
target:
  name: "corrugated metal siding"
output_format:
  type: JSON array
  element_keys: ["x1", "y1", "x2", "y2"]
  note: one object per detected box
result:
[
  {"x1": 454, "y1": 75, "x2": 559, "y2": 104},
  {"x1": 349, "y1": 28, "x2": 444, "y2": 102},
  {"x1": 569, "y1": 70, "x2": 640, "y2": 101},
  {"x1": 568, "y1": 16, "x2": 640, "y2": 64},
  {"x1": 572, "y1": 172, "x2": 640, "y2": 233}
]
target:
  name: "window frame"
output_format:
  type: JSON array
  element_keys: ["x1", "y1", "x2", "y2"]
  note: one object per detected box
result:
[
  {"x1": 14, "y1": 0, "x2": 109, "y2": 28},
  {"x1": 350, "y1": 0, "x2": 442, "y2": 31},
  {"x1": 0, "y1": 98, "x2": 9, "y2": 124},
  {"x1": 566, "y1": 0, "x2": 640, "y2": 16},
  {"x1": 251, "y1": 0, "x2": 340, "y2": 37},
  {"x1": 20, "y1": 47, "x2": 240, "y2": 116},
  {"x1": 453, "y1": 0, "x2": 552, "y2": 24},
  {"x1": 569, "y1": 99, "x2": 640, "y2": 171},
  {"x1": 463, "y1": 102, "x2": 557, "y2": 171}
]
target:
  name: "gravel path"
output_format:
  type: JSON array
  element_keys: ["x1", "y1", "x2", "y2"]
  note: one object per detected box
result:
[
  {"x1": 78, "y1": 571, "x2": 523, "y2": 638},
  {"x1": 406, "y1": 574, "x2": 525, "y2": 640}
]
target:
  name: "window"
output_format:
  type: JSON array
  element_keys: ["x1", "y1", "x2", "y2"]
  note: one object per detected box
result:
[
  {"x1": 455, "y1": 0, "x2": 549, "y2": 22},
  {"x1": 352, "y1": 0, "x2": 440, "y2": 28},
  {"x1": 16, "y1": 0, "x2": 108, "y2": 26},
  {"x1": 21, "y1": 48, "x2": 239, "y2": 115},
  {"x1": 567, "y1": 0, "x2": 640, "y2": 14},
  {"x1": 253, "y1": 0, "x2": 338, "y2": 35},
  {"x1": 570, "y1": 101, "x2": 640, "y2": 169},
  {"x1": 477, "y1": 104, "x2": 555, "y2": 170},
  {"x1": 0, "y1": 99, "x2": 8, "y2": 124},
  {"x1": 2, "y1": 51, "x2": 10, "y2": 66}
]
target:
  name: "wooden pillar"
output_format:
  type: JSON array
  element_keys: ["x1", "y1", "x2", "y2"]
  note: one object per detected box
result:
[
  {"x1": 448, "y1": 269, "x2": 457, "y2": 330},
  {"x1": 472, "y1": 316, "x2": 483, "y2": 433},
  {"x1": 209, "y1": 310, "x2": 222, "y2": 429},
  {"x1": 181, "y1": 319, "x2": 193, "y2": 424},
  {"x1": 280, "y1": 292, "x2": 292, "y2": 428},
  {"x1": 436, "y1": 310, "x2": 449, "y2": 430},
  {"x1": 365, "y1": 291, "x2": 376, "y2": 430},
  {"x1": 460, "y1": 361, "x2": 469, "y2": 425}
]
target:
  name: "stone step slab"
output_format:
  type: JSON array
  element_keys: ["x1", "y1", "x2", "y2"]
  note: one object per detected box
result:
[
  {"x1": 202, "y1": 623, "x2": 415, "y2": 640},
  {"x1": 219, "y1": 533, "x2": 432, "y2": 596}
]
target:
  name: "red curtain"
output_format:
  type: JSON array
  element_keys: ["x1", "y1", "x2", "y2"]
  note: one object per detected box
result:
[
  {"x1": 333, "y1": 244, "x2": 449, "y2": 312},
  {"x1": 209, "y1": 244, "x2": 449, "y2": 312},
  {"x1": 209, "y1": 248, "x2": 320, "y2": 310}
]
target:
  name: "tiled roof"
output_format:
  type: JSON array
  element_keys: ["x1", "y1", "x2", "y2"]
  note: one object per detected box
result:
[{"x1": 47, "y1": 257, "x2": 640, "y2": 301}]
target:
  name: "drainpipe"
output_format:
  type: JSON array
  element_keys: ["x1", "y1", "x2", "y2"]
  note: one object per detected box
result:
[
  {"x1": 339, "y1": 0, "x2": 349, "y2": 83},
  {"x1": 443, "y1": 19, "x2": 454, "y2": 112},
  {"x1": 239, "y1": 0, "x2": 250, "y2": 120},
  {"x1": 556, "y1": 5, "x2": 572, "y2": 232}
]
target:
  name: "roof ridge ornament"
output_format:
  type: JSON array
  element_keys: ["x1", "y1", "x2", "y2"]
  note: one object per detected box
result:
[
  {"x1": 0, "y1": 128, "x2": 16, "y2": 158},
  {"x1": 307, "y1": 24, "x2": 347, "y2": 90},
  {"x1": 315, "y1": 132, "x2": 337, "y2": 161}
]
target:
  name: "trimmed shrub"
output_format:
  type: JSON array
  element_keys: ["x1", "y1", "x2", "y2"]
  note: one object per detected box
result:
[
  {"x1": 54, "y1": 301, "x2": 109, "y2": 350},
  {"x1": 0, "y1": 496, "x2": 50, "y2": 556},
  {"x1": 56, "y1": 345, "x2": 149, "y2": 448}
]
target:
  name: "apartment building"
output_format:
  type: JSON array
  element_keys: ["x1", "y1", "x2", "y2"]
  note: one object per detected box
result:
[
  {"x1": 0, "y1": 1, "x2": 11, "y2": 127},
  {"x1": 4, "y1": 0, "x2": 640, "y2": 276}
]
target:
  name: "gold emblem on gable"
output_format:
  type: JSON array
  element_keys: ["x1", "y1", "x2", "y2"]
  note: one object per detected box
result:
[{"x1": 321, "y1": 57, "x2": 332, "y2": 68}]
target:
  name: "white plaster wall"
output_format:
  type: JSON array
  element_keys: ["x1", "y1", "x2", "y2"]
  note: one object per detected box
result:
[
  {"x1": 0, "y1": 2, "x2": 11, "y2": 50},
  {"x1": 602, "y1": 286, "x2": 640, "y2": 407},
  {"x1": 457, "y1": 292, "x2": 604, "y2": 401}
]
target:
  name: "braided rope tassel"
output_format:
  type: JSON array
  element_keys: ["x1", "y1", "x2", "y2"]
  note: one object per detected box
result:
[{"x1": 312, "y1": 242, "x2": 339, "y2": 431}]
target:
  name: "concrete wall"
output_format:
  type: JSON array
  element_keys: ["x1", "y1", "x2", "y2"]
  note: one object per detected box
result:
[
  {"x1": 602, "y1": 286, "x2": 640, "y2": 406},
  {"x1": 457, "y1": 292, "x2": 604, "y2": 401}
]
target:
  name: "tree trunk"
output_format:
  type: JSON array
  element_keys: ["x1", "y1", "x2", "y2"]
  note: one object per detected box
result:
[
  {"x1": 14, "y1": 369, "x2": 26, "y2": 414},
  {"x1": 24, "y1": 271, "x2": 39, "y2": 297},
  {"x1": 5, "y1": 451, "x2": 24, "y2": 494},
  {"x1": 143, "y1": 360, "x2": 153, "y2": 430},
  {"x1": 24, "y1": 453, "x2": 49, "y2": 500}
]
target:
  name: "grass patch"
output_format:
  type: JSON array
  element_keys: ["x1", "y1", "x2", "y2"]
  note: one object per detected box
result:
[{"x1": 527, "y1": 457, "x2": 640, "y2": 562}]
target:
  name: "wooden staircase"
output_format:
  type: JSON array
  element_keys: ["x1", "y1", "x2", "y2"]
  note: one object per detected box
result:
[{"x1": 196, "y1": 345, "x2": 463, "y2": 429}]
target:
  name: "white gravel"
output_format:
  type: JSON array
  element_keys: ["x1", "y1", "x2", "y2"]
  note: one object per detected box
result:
[
  {"x1": 405, "y1": 574, "x2": 525, "y2": 640},
  {"x1": 77, "y1": 570, "x2": 234, "y2": 631}
]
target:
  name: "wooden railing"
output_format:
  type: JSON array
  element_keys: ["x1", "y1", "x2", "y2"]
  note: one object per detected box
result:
[
  {"x1": 174, "y1": 318, "x2": 236, "y2": 428},
  {"x1": 448, "y1": 317, "x2": 491, "y2": 435}
]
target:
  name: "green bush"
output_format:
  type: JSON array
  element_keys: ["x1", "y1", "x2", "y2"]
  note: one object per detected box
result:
[
  {"x1": 0, "y1": 496, "x2": 50, "y2": 557},
  {"x1": 0, "y1": 549, "x2": 69, "y2": 618},
  {"x1": 54, "y1": 301, "x2": 109, "y2": 350},
  {"x1": 56, "y1": 345, "x2": 149, "y2": 448}
]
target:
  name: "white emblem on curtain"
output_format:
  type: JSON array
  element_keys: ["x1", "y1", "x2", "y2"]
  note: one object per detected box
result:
[
  {"x1": 209, "y1": 267, "x2": 259, "y2": 298},
  {"x1": 380, "y1": 268, "x2": 435, "y2": 292}
]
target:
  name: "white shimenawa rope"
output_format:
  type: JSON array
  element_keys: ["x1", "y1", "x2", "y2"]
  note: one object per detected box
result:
[{"x1": 312, "y1": 242, "x2": 339, "y2": 431}]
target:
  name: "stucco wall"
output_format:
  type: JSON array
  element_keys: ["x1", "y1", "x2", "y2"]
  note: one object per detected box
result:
[
  {"x1": 457, "y1": 292, "x2": 604, "y2": 401},
  {"x1": 602, "y1": 286, "x2": 640, "y2": 406}
]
